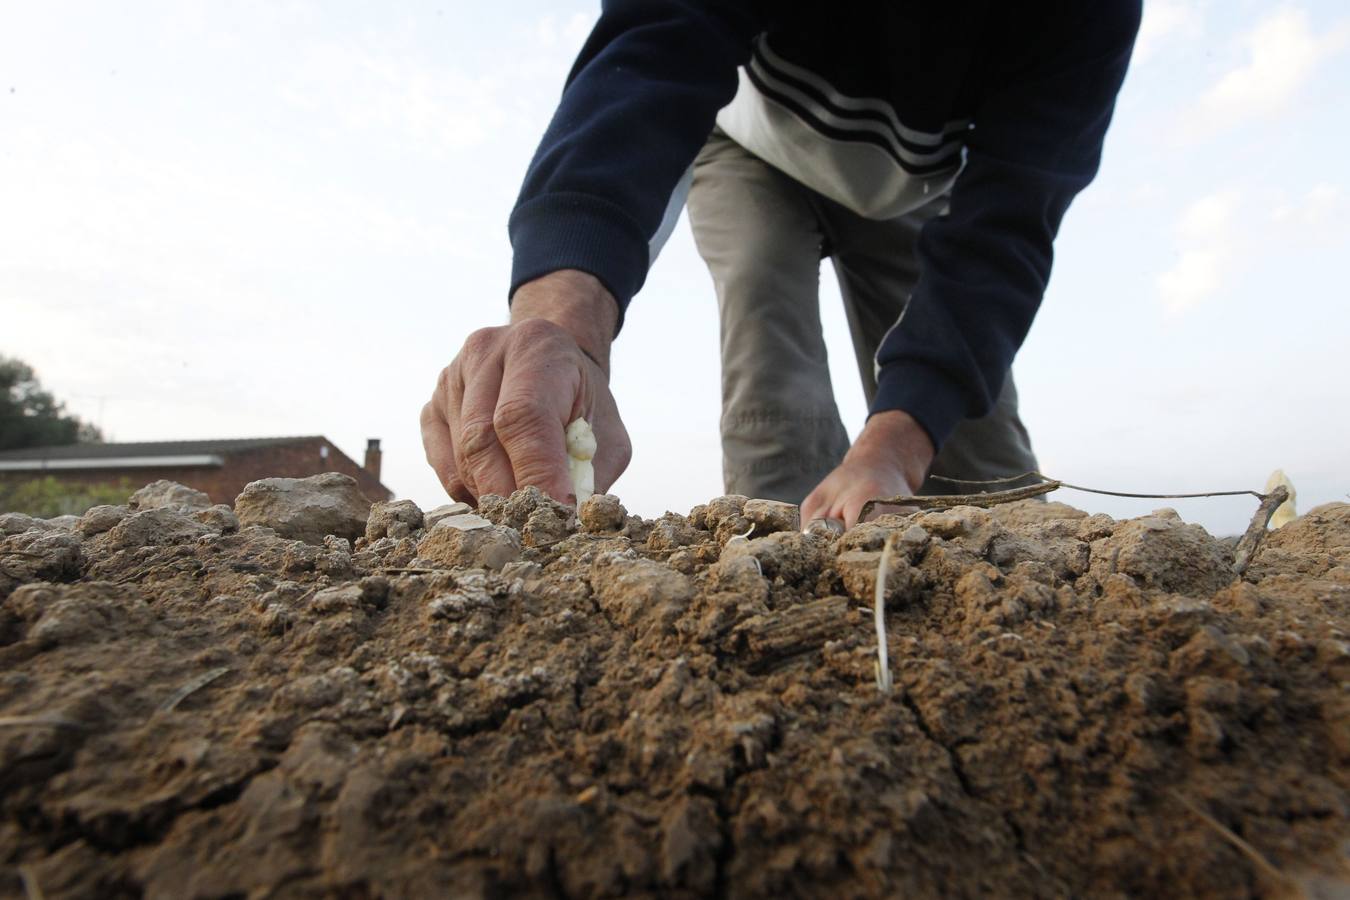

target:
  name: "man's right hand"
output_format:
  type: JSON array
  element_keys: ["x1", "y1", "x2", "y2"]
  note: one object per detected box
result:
[{"x1": 420, "y1": 270, "x2": 632, "y2": 506}]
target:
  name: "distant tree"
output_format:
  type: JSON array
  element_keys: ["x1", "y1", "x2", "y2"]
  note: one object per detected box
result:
[{"x1": 0, "y1": 356, "x2": 103, "y2": 451}]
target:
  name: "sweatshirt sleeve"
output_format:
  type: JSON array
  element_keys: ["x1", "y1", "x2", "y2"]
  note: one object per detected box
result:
[
  {"x1": 871, "y1": 1, "x2": 1141, "y2": 450},
  {"x1": 508, "y1": 1, "x2": 765, "y2": 330}
]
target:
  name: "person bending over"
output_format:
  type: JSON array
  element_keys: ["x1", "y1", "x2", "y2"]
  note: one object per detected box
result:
[{"x1": 421, "y1": 1, "x2": 1140, "y2": 527}]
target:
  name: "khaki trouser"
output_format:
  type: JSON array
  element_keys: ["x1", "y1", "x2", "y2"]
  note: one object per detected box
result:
[{"x1": 687, "y1": 127, "x2": 1038, "y2": 504}]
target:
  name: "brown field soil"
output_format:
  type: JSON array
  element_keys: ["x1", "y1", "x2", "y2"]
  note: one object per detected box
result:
[{"x1": 1, "y1": 484, "x2": 1348, "y2": 899}]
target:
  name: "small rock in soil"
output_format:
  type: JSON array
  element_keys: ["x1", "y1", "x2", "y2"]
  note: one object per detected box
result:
[
  {"x1": 423, "y1": 502, "x2": 473, "y2": 529},
  {"x1": 234, "y1": 472, "x2": 372, "y2": 545},
  {"x1": 416, "y1": 521, "x2": 521, "y2": 571},
  {"x1": 76, "y1": 504, "x2": 130, "y2": 537},
  {"x1": 129, "y1": 479, "x2": 213, "y2": 513},
  {"x1": 366, "y1": 499, "x2": 425, "y2": 541},
  {"x1": 100, "y1": 507, "x2": 213, "y2": 551}
]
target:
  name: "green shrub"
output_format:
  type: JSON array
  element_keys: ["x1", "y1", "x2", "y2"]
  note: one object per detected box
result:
[{"x1": 0, "y1": 477, "x2": 133, "y2": 518}]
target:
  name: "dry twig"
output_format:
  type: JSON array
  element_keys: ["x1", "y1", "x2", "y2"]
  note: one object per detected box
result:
[
  {"x1": 0, "y1": 715, "x2": 89, "y2": 731},
  {"x1": 927, "y1": 472, "x2": 1264, "y2": 501},
  {"x1": 157, "y1": 667, "x2": 230, "y2": 713},
  {"x1": 1172, "y1": 790, "x2": 1297, "y2": 894},
  {"x1": 18, "y1": 865, "x2": 44, "y2": 900},
  {"x1": 726, "y1": 525, "x2": 763, "y2": 576},
  {"x1": 859, "y1": 481, "x2": 1061, "y2": 521},
  {"x1": 1232, "y1": 485, "x2": 1290, "y2": 577},
  {"x1": 865, "y1": 472, "x2": 1288, "y2": 579}
]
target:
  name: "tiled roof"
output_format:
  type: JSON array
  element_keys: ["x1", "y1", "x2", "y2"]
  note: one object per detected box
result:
[{"x1": 0, "y1": 436, "x2": 324, "y2": 461}]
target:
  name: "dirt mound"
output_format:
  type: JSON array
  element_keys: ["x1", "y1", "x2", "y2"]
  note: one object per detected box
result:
[{"x1": 1, "y1": 485, "x2": 1347, "y2": 898}]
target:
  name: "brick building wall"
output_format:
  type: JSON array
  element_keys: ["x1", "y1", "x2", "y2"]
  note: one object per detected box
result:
[{"x1": 0, "y1": 438, "x2": 391, "y2": 506}]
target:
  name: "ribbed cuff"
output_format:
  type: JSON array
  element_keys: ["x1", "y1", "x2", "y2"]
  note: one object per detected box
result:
[
  {"x1": 870, "y1": 360, "x2": 973, "y2": 453},
  {"x1": 508, "y1": 192, "x2": 650, "y2": 334}
]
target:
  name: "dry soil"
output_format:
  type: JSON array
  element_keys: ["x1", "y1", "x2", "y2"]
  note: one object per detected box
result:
[{"x1": 1, "y1": 485, "x2": 1348, "y2": 899}]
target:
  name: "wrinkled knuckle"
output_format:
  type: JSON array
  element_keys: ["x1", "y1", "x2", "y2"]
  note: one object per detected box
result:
[
  {"x1": 492, "y1": 396, "x2": 550, "y2": 439},
  {"x1": 467, "y1": 325, "x2": 504, "y2": 350},
  {"x1": 462, "y1": 327, "x2": 501, "y2": 359},
  {"x1": 458, "y1": 418, "x2": 499, "y2": 465},
  {"x1": 434, "y1": 365, "x2": 452, "y2": 396}
]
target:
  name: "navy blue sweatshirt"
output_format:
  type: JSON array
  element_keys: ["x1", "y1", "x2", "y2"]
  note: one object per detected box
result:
[{"x1": 509, "y1": 1, "x2": 1140, "y2": 450}]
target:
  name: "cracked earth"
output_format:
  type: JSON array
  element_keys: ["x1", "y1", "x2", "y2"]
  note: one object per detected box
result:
[{"x1": 1, "y1": 480, "x2": 1348, "y2": 898}]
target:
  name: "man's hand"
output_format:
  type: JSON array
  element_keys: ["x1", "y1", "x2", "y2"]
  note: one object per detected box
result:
[
  {"x1": 421, "y1": 270, "x2": 632, "y2": 505},
  {"x1": 800, "y1": 409, "x2": 935, "y2": 529}
]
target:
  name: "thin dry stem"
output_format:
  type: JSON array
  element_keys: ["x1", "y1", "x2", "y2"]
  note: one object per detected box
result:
[
  {"x1": 1172, "y1": 790, "x2": 1297, "y2": 894},
  {"x1": 0, "y1": 715, "x2": 89, "y2": 731},
  {"x1": 18, "y1": 865, "x2": 44, "y2": 900},
  {"x1": 726, "y1": 525, "x2": 762, "y2": 576},
  {"x1": 860, "y1": 481, "x2": 1061, "y2": 521},
  {"x1": 1233, "y1": 485, "x2": 1290, "y2": 577},
  {"x1": 157, "y1": 667, "x2": 230, "y2": 714}
]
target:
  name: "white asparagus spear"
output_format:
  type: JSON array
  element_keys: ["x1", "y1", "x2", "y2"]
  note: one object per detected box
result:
[{"x1": 565, "y1": 417, "x2": 597, "y2": 506}]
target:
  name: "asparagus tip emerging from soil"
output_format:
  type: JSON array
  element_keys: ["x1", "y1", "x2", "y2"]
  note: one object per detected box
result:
[{"x1": 874, "y1": 534, "x2": 895, "y2": 694}]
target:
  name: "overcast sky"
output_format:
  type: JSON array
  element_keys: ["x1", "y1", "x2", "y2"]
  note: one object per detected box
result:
[{"x1": 3, "y1": 0, "x2": 1347, "y2": 535}]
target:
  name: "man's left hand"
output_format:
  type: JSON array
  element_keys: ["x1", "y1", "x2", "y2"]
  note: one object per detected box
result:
[{"x1": 800, "y1": 409, "x2": 935, "y2": 529}]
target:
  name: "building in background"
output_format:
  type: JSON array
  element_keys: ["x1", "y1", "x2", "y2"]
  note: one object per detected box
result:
[{"x1": 0, "y1": 436, "x2": 392, "y2": 505}]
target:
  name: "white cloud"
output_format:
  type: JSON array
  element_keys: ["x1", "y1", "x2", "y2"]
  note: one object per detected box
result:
[
  {"x1": 1157, "y1": 190, "x2": 1241, "y2": 316},
  {"x1": 1273, "y1": 182, "x2": 1344, "y2": 227},
  {"x1": 535, "y1": 12, "x2": 592, "y2": 50},
  {"x1": 1133, "y1": 0, "x2": 1204, "y2": 63},
  {"x1": 281, "y1": 13, "x2": 597, "y2": 159},
  {"x1": 282, "y1": 42, "x2": 509, "y2": 157},
  {"x1": 1194, "y1": 6, "x2": 1350, "y2": 132},
  {"x1": 1176, "y1": 190, "x2": 1239, "y2": 242}
]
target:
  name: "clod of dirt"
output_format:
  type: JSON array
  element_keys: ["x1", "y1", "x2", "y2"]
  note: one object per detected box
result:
[
  {"x1": 477, "y1": 486, "x2": 577, "y2": 548},
  {"x1": 0, "y1": 528, "x2": 83, "y2": 596},
  {"x1": 989, "y1": 499, "x2": 1087, "y2": 528},
  {"x1": 647, "y1": 512, "x2": 702, "y2": 552},
  {"x1": 836, "y1": 548, "x2": 923, "y2": 606},
  {"x1": 1088, "y1": 508, "x2": 1233, "y2": 595},
  {"x1": 693, "y1": 494, "x2": 756, "y2": 546},
  {"x1": 193, "y1": 504, "x2": 239, "y2": 534},
  {"x1": 720, "y1": 531, "x2": 827, "y2": 585},
  {"x1": 74, "y1": 505, "x2": 129, "y2": 538},
  {"x1": 590, "y1": 552, "x2": 693, "y2": 640},
  {"x1": 98, "y1": 507, "x2": 214, "y2": 552},
  {"x1": 416, "y1": 520, "x2": 521, "y2": 571},
  {"x1": 128, "y1": 480, "x2": 213, "y2": 513},
  {"x1": 365, "y1": 499, "x2": 425, "y2": 541},
  {"x1": 8, "y1": 581, "x2": 153, "y2": 650},
  {"x1": 1253, "y1": 501, "x2": 1350, "y2": 579},
  {"x1": 0, "y1": 513, "x2": 61, "y2": 536},
  {"x1": 743, "y1": 498, "x2": 800, "y2": 534},
  {"x1": 233, "y1": 472, "x2": 372, "y2": 545},
  {"x1": 579, "y1": 493, "x2": 627, "y2": 533},
  {"x1": 2, "y1": 487, "x2": 1348, "y2": 899}
]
